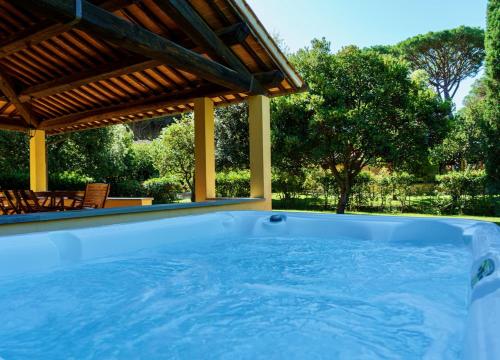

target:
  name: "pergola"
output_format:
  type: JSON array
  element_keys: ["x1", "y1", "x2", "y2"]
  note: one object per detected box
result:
[{"x1": 0, "y1": 0, "x2": 305, "y2": 210}]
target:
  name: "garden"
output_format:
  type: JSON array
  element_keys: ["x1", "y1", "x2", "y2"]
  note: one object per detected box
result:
[{"x1": 1, "y1": 3, "x2": 498, "y2": 220}]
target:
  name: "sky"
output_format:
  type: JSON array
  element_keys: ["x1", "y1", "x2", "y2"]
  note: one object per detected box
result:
[{"x1": 247, "y1": 0, "x2": 487, "y2": 109}]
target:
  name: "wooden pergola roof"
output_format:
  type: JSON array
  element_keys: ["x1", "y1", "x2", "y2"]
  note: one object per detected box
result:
[{"x1": 0, "y1": 0, "x2": 305, "y2": 135}]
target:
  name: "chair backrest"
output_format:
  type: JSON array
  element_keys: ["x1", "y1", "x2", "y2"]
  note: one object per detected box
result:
[
  {"x1": 18, "y1": 190, "x2": 43, "y2": 213},
  {"x1": 1, "y1": 190, "x2": 23, "y2": 214},
  {"x1": 0, "y1": 192, "x2": 10, "y2": 215},
  {"x1": 82, "y1": 183, "x2": 110, "y2": 209}
]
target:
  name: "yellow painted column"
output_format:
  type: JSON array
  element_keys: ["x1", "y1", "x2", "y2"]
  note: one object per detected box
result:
[
  {"x1": 194, "y1": 97, "x2": 215, "y2": 202},
  {"x1": 29, "y1": 129, "x2": 48, "y2": 191},
  {"x1": 248, "y1": 95, "x2": 272, "y2": 210}
]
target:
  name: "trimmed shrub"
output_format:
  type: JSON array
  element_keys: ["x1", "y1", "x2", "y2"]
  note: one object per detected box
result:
[
  {"x1": 437, "y1": 169, "x2": 488, "y2": 214},
  {"x1": 49, "y1": 171, "x2": 93, "y2": 191},
  {"x1": 143, "y1": 176, "x2": 181, "y2": 204},
  {"x1": 110, "y1": 179, "x2": 145, "y2": 197},
  {"x1": 216, "y1": 170, "x2": 250, "y2": 197},
  {"x1": 272, "y1": 170, "x2": 305, "y2": 201},
  {"x1": 0, "y1": 171, "x2": 29, "y2": 190}
]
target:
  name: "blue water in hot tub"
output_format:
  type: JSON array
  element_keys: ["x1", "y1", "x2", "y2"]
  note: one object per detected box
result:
[{"x1": 0, "y1": 234, "x2": 470, "y2": 359}]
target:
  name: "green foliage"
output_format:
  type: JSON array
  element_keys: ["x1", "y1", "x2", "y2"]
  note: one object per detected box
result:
[
  {"x1": 389, "y1": 172, "x2": 417, "y2": 211},
  {"x1": 129, "y1": 141, "x2": 158, "y2": 181},
  {"x1": 152, "y1": 116, "x2": 195, "y2": 200},
  {"x1": 397, "y1": 26, "x2": 485, "y2": 100},
  {"x1": 272, "y1": 169, "x2": 306, "y2": 201},
  {"x1": 0, "y1": 170, "x2": 29, "y2": 190},
  {"x1": 437, "y1": 169, "x2": 488, "y2": 214},
  {"x1": 271, "y1": 93, "x2": 312, "y2": 175},
  {"x1": 143, "y1": 176, "x2": 181, "y2": 204},
  {"x1": 216, "y1": 170, "x2": 250, "y2": 197},
  {"x1": 0, "y1": 131, "x2": 29, "y2": 174},
  {"x1": 215, "y1": 103, "x2": 249, "y2": 171},
  {"x1": 303, "y1": 167, "x2": 337, "y2": 209},
  {"x1": 290, "y1": 39, "x2": 449, "y2": 213},
  {"x1": 110, "y1": 180, "x2": 144, "y2": 197},
  {"x1": 484, "y1": 0, "x2": 500, "y2": 191},
  {"x1": 49, "y1": 171, "x2": 93, "y2": 191},
  {"x1": 431, "y1": 79, "x2": 489, "y2": 168},
  {"x1": 48, "y1": 125, "x2": 135, "y2": 182}
]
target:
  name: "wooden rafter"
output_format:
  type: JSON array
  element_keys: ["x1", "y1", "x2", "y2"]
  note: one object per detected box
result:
[
  {"x1": 0, "y1": 70, "x2": 38, "y2": 127},
  {"x1": 19, "y1": 56, "x2": 160, "y2": 101},
  {"x1": 0, "y1": 116, "x2": 30, "y2": 132},
  {"x1": 216, "y1": 23, "x2": 250, "y2": 46},
  {"x1": 17, "y1": 22, "x2": 259, "y2": 102},
  {"x1": 0, "y1": 1, "x2": 136, "y2": 59},
  {"x1": 156, "y1": 0, "x2": 265, "y2": 93},
  {"x1": 39, "y1": 84, "x2": 228, "y2": 131},
  {"x1": 15, "y1": 0, "x2": 260, "y2": 94}
]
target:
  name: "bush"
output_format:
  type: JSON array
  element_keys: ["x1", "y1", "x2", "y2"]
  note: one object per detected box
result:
[
  {"x1": 389, "y1": 172, "x2": 417, "y2": 211},
  {"x1": 143, "y1": 176, "x2": 181, "y2": 204},
  {"x1": 216, "y1": 170, "x2": 250, "y2": 197},
  {"x1": 49, "y1": 171, "x2": 93, "y2": 191},
  {"x1": 272, "y1": 170, "x2": 305, "y2": 201},
  {"x1": 303, "y1": 167, "x2": 337, "y2": 209},
  {"x1": 110, "y1": 179, "x2": 145, "y2": 197},
  {"x1": 437, "y1": 169, "x2": 488, "y2": 214},
  {"x1": 351, "y1": 171, "x2": 376, "y2": 210},
  {"x1": 0, "y1": 171, "x2": 29, "y2": 190}
]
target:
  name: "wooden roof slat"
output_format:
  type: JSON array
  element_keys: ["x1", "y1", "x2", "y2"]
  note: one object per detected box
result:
[
  {"x1": 39, "y1": 84, "x2": 227, "y2": 130},
  {"x1": 0, "y1": 0, "x2": 305, "y2": 134},
  {"x1": 15, "y1": 0, "x2": 259, "y2": 93},
  {"x1": 19, "y1": 57, "x2": 158, "y2": 100}
]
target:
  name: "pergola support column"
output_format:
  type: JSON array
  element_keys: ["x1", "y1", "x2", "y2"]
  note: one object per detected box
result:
[
  {"x1": 248, "y1": 95, "x2": 272, "y2": 210},
  {"x1": 29, "y1": 130, "x2": 48, "y2": 191},
  {"x1": 194, "y1": 97, "x2": 215, "y2": 202}
]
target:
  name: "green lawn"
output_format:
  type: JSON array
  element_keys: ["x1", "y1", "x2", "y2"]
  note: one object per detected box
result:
[{"x1": 274, "y1": 208, "x2": 500, "y2": 225}]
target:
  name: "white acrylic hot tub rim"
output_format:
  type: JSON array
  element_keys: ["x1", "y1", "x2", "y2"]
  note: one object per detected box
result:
[{"x1": 0, "y1": 211, "x2": 498, "y2": 359}]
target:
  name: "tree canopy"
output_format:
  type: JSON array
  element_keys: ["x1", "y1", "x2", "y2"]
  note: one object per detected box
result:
[
  {"x1": 286, "y1": 39, "x2": 449, "y2": 213},
  {"x1": 397, "y1": 26, "x2": 485, "y2": 101},
  {"x1": 484, "y1": 0, "x2": 500, "y2": 191},
  {"x1": 152, "y1": 116, "x2": 195, "y2": 201}
]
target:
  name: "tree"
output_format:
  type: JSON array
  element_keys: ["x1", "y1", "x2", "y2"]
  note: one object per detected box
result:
[
  {"x1": 484, "y1": 0, "x2": 500, "y2": 191},
  {"x1": 152, "y1": 115, "x2": 195, "y2": 201},
  {"x1": 291, "y1": 39, "x2": 449, "y2": 213},
  {"x1": 430, "y1": 79, "x2": 488, "y2": 169},
  {"x1": 397, "y1": 26, "x2": 485, "y2": 101},
  {"x1": 270, "y1": 93, "x2": 313, "y2": 200},
  {"x1": 48, "y1": 125, "x2": 135, "y2": 181},
  {"x1": 0, "y1": 130, "x2": 28, "y2": 174},
  {"x1": 215, "y1": 103, "x2": 249, "y2": 171}
]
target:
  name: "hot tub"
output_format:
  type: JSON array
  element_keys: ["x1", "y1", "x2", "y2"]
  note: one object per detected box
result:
[{"x1": 0, "y1": 212, "x2": 498, "y2": 359}]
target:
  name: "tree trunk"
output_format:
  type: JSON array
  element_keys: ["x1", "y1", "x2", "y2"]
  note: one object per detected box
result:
[{"x1": 336, "y1": 185, "x2": 350, "y2": 214}]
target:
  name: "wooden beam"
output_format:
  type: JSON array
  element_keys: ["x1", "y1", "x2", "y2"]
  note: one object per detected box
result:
[
  {"x1": 17, "y1": 23, "x2": 262, "y2": 101},
  {"x1": 15, "y1": 0, "x2": 258, "y2": 93},
  {"x1": 0, "y1": 70, "x2": 38, "y2": 127},
  {"x1": 0, "y1": 22, "x2": 73, "y2": 59},
  {"x1": 154, "y1": 0, "x2": 265, "y2": 93},
  {"x1": 254, "y1": 70, "x2": 285, "y2": 88},
  {"x1": 0, "y1": 117, "x2": 30, "y2": 132},
  {"x1": 19, "y1": 57, "x2": 159, "y2": 101},
  {"x1": 0, "y1": 1, "x2": 132, "y2": 59},
  {"x1": 39, "y1": 85, "x2": 228, "y2": 131},
  {"x1": 216, "y1": 23, "x2": 250, "y2": 46}
]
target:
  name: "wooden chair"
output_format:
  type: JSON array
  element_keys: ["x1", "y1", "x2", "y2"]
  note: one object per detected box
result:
[
  {"x1": 0, "y1": 191, "x2": 18, "y2": 215},
  {"x1": 18, "y1": 190, "x2": 60, "y2": 213},
  {"x1": 67, "y1": 183, "x2": 110, "y2": 210},
  {"x1": 1, "y1": 190, "x2": 23, "y2": 214}
]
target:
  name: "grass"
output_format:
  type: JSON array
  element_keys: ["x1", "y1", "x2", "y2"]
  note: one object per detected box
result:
[
  {"x1": 271, "y1": 196, "x2": 500, "y2": 225},
  {"x1": 274, "y1": 208, "x2": 500, "y2": 225}
]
